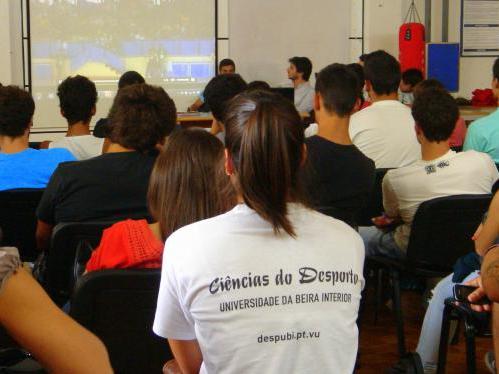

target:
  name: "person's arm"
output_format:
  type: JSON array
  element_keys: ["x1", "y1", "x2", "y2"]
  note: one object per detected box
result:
[
  {"x1": 210, "y1": 119, "x2": 223, "y2": 136},
  {"x1": 36, "y1": 220, "x2": 53, "y2": 252},
  {"x1": 475, "y1": 192, "x2": 499, "y2": 256},
  {"x1": 480, "y1": 246, "x2": 499, "y2": 302},
  {"x1": 187, "y1": 98, "x2": 203, "y2": 112},
  {"x1": 167, "y1": 339, "x2": 203, "y2": 374},
  {"x1": 382, "y1": 174, "x2": 400, "y2": 220},
  {"x1": 39, "y1": 141, "x2": 52, "y2": 149},
  {"x1": 0, "y1": 267, "x2": 112, "y2": 374}
]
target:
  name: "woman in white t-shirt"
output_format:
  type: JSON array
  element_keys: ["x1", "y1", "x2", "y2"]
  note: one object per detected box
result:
[{"x1": 153, "y1": 90, "x2": 365, "y2": 374}]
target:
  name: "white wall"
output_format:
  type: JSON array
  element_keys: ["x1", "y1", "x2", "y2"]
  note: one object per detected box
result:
[
  {"x1": 229, "y1": 0, "x2": 351, "y2": 87},
  {"x1": 0, "y1": 0, "x2": 12, "y2": 85}
]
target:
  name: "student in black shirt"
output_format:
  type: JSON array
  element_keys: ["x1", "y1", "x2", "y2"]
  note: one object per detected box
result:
[
  {"x1": 303, "y1": 63, "x2": 375, "y2": 228},
  {"x1": 36, "y1": 83, "x2": 177, "y2": 251}
]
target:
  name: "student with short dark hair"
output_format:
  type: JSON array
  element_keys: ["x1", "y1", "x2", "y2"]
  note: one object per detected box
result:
[
  {"x1": 303, "y1": 63, "x2": 375, "y2": 227},
  {"x1": 93, "y1": 71, "x2": 146, "y2": 138},
  {"x1": 187, "y1": 59, "x2": 237, "y2": 112},
  {"x1": 463, "y1": 57, "x2": 499, "y2": 162},
  {"x1": 246, "y1": 80, "x2": 271, "y2": 92},
  {"x1": 399, "y1": 68, "x2": 424, "y2": 105},
  {"x1": 153, "y1": 90, "x2": 365, "y2": 373},
  {"x1": 203, "y1": 73, "x2": 247, "y2": 141},
  {"x1": 349, "y1": 50, "x2": 420, "y2": 168},
  {"x1": 288, "y1": 56, "x2": 314, "y2": 113},
  {"x1": 36, "y1": 83, "x2": 177, "y2": 251},
  {"x1": 86, "y1": 129, "x2": 235, "y2": 272},
  {"x1": 43, "y1": 75, "x2": 104, "y2": 160},
  {"x1": 360, "y1": 88, "x2": 498, "y2": 258},
  {"x1": 0, "y1": 86, "x2": 75, "y2": 191},
  {"x1": 414, "y1": 79, "x2": 468, "y2": 148}
]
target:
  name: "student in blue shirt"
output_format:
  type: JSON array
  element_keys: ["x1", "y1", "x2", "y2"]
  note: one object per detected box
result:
[
  {"x1": 463, "y1": 57, "x2": 499, "y2": 163},
  {"x1": 0, "y1": 86, "x2": 75, "y2": 191}
]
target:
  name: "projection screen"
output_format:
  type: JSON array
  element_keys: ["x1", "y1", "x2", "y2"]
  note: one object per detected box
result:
[{"x1": 30, "y1": 0, "x2": 216, "y2": 130}]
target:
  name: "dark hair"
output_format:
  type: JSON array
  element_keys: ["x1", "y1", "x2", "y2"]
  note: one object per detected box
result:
[
  {"x1": 359, "y1": 54, "x2": 368, "y2": 62},
  {"x1": 204, "y1": 74, "x2": 247, "y2": 121},
  {"x1": 246, "y1": 80, "x2": 271, "y2": 92},
  {"x1": 219, "y1": 58, "x2": 235, "y2": 71},
  {"x1": 224, "y1": 90, "x2": 305, "y2": 237},
  {"x1": 108, "y1": 83, "x2": 177, "y2": 152},
  {"x1": 413, "y1": 78, "x2": 445, "y2": 99},
  {"x1": 57, "y1": 75, "x2": 97, "y2": 125},
  {"x1": 316, "y1": 64, "x2": 359, "y2": 117},
  {"x1": 346, "y1": 63, "x2": 365, "y2": 105},
  {"x1": 118, "y1": 71, "x2": 145, "y2": 90},
  {"x1": 289, "y1": 57, "x2": 313, "y2": 81},
  {"x1": 412, "y1": 88, "x2": 458, "y2": 142},
  {"x1": 493, "y1": 57, "x2": 499, "y2": 81},
  {"x1": 148, "y1": 129, "x2": 234, "y2": 241},
  {"x1": 402, "y1": 69, "x2": 424, "y2": 87},
  {"x1": 0, "y1": 86, "x2": 35, "y2": 137},
  {"x1": 364, "y1": 50, "x2": 401, "y2": 95}
]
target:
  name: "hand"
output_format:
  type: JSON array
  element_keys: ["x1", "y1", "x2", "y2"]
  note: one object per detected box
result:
[{"x1": 465, "y1": 276, "x2": 492, "y2": 312}]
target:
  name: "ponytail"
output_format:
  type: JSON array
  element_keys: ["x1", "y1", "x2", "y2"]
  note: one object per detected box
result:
[{"x1": 225, "y1": 91, "x2": 305, "y2": 236}]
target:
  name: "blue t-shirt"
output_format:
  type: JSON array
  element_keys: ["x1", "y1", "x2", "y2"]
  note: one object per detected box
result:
[
  {"x1": 0, "y1": 148, "x2": 76, "y2": 191},
  {"x1": 463, "y1": 109, "x2": 499, "y2": 163}
]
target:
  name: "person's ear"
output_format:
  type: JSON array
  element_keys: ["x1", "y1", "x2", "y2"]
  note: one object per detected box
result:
[
  {"x1": 91, "y1": 105, "x2": 96, "y2": 116},
  {"x1": 352, "y1": 98, "x2": 361, "y2": 114},
  {"x1": 300, "y1": 143, "x2": 308, "y2": 167},
  {"x1": 414, "y1": 123, "x2": 424, "y2": 143},
  {"x1": 314, "y1": 93, "x2": 321, "y2": 112},
  {"x1": 224, "y1": 149, "x2": 234, "y2": 176},
  {"x1": 60, "y1": 109, "x2": 65, "y2": 118},
  {"x1": 365, "y1": 80, "x2": 372, "y2": 94}
]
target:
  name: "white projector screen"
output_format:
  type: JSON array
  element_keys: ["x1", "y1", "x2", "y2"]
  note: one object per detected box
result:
[{"x1": 30, "y1": 0, "x2": 216, "y2": 130}]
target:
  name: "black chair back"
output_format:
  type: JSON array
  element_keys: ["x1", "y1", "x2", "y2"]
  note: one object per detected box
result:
[
  {"x1": 407, "y1": 194, "x2": 491, "y2": 272},
  {"x1": 70, "y1": 269, "x2": 172, "y2": 374},
  {"x1": 45, "y1": 221, "x2": 115, "y2": 304},
  {"x1": 0, "y1": 189, "x2": 44, "y2": 262},
  {"x1": 357, "y1": 168, "x2": 391, "y2": 226}
]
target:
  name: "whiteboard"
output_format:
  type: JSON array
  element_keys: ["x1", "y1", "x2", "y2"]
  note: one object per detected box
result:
[
  {"x1": 461, "y1": 0, "x2": 499, "y2": 57},
  {"x1": 229, "y1": 0, "x2": 351, "y2": 87}
]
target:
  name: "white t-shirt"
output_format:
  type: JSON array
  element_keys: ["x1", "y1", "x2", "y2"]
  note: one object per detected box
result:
[
  {"x1": 294, "y1": 81, "x2": 314, "y2": 113},
  {"x1": 349, "y1": 100, "x2": 420, "y2": 168},
  {"x1": 383, "y1": 150, "x2": 499, "y2": 250},
  {"x1": 49, "y1": 135, "x2": 104, "y2": 160},
  {"x1": 154, "y1": 203, "x2": 365, "y2": 374},
  {"x1": 304, "y1": 122, "x2": 318, "y2": 138}
]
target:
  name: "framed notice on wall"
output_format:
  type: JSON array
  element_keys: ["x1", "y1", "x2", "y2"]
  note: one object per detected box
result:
[{"x1": 461, "y1": 0, "x2": 499, "y2": 57}]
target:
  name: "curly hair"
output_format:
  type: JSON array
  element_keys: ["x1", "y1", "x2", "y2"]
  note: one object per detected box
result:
[
  {"x1": 108, "y1": 83, "x2": 177, "y2": 152},
  {"x1": 0, "y1": 86, "x2": 35, "y2": 137},
  {"x1": 412, "y1": 88, "x2": 458, "y2": 142},
  {"x1": 57, "y1": 75, "x2": 97, "y2": 125}
]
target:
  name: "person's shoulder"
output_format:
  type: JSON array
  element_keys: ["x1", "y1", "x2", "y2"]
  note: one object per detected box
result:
[
  {"x1": 38, "y1": 147, "x2": 76, "y2": 162},
  {"x1": 458, "y1": 149, "x2": 494, "y2": 165}
]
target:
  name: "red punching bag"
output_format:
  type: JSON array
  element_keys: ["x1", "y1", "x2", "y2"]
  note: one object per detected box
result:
[{"x1": 399, "y1": 2, "x2": 425, "y2": 74}]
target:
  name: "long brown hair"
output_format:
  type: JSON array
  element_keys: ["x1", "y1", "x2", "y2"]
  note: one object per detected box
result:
[
  {"x1": 148, "y1": 129, "x2": 235, "y2": 241},
  {"x1": 224, "y1": 90, "x2": 305, "y2": 237}
]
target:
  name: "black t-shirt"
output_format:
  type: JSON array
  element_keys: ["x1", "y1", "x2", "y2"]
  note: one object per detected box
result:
[
  {"x1": 303, "y1": 135, "x2": 375, "y2": 227},
  {"x1": 37, "y1": 151, "x2": 157, "y2": 225}
]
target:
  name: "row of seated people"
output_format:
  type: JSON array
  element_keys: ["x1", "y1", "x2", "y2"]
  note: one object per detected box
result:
[{"x1": 0, "y1": 51, "x2": 498, "y2": 372}]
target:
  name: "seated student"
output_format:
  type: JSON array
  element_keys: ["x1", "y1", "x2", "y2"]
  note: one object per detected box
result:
[
  {"x1": 203, "y1": 73, "x2": 247, "y2": 142},
  {"x1": 0, "y1": 231, "x2": 112, "y2": 373},
  {"x1": 349, "y1": 50, "x2": 420, "y2": 168},
  {"x1": 414, "y1": 79, "x2": 467, "y2": 148},
  {"x1": 41, "y1": 75, "x2": 104, "y2": 160},
  {"x1": 35, "y1": 83, "x2": 177, "y2": 251},
  {"x1": 187, "y1": 59, "x2": 236, "y2": 112},
  {"x1": 0, "y1": 86, "x2": 75, "y2": 191},
  {"x1": 153, "y1": 90, "x2": 365, "y2": 373},
  {"x1": 287, "y1": 56, "x2": 314, "y2": 113},
  {"x1": 93, "y1": 71, "x2": 145, "y2": 138},
  {"x1": 359, "y1": 88, "x2": 498, "y2": 259},
  {"x1": 303, "y1": 63, "x2": 375, "y2": 227},
  {"x1": 86, "y1": 129, "x2": 235, "y2": 272},
  {"x1": 399, "y1": 68, "x2": 424, "y2": 105},
  {"x1": 463, "y1": 57, "x2": 499, "y2": 163}
]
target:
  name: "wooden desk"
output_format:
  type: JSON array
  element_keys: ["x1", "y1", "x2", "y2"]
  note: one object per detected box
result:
[{"x1": 459, "y1": 106, "x2": 496, "y2": 124}]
